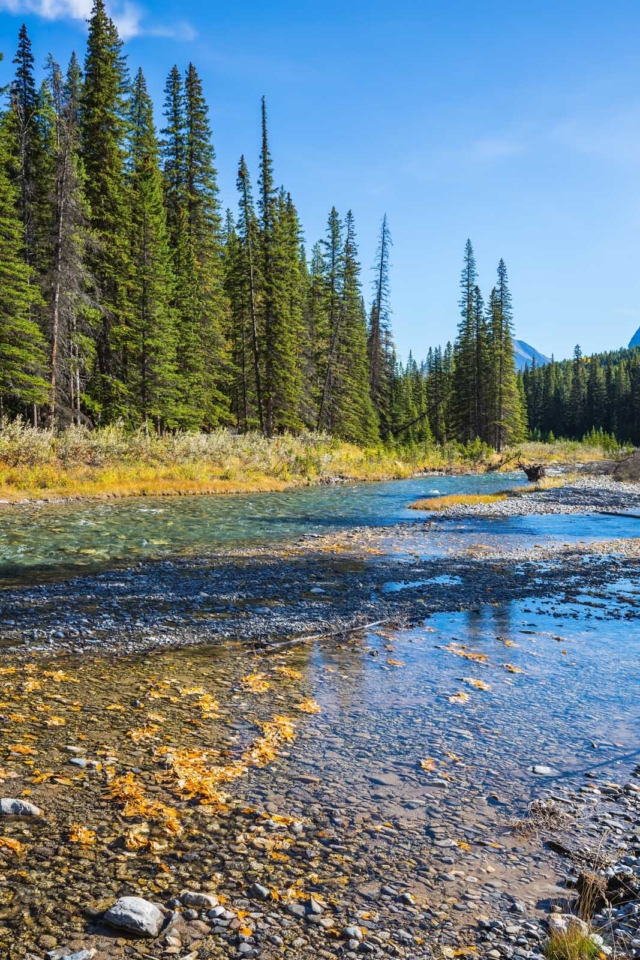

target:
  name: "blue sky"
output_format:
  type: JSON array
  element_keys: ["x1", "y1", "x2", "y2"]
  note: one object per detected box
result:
[{"x1": 1, "y1": 0, "x2": 639, "y2": 362}]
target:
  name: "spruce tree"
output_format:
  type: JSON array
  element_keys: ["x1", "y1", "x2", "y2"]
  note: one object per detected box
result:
[
  {"x1": 258, "y1": 96, "x2": 278, "y2": 436},
  {"x1": 486, "y1": 259, "x2": 526, "y2": 449},
  {"x1": 0, "y1": 111, "x2": 49, "y2": 414},
  {"x1": 44, "y1": 54, "x2": 92, "y2": 425},
  {"x1": 368, "y1": 213, "x2": 392, "y2": 435},
  {"x1": 127, "y1": 68, "x2": 178, "y2": 431},
  {"x1": 316, "y1": 207, "x2": 344, "y2": 432},
  {"x1": 235, "y1": 154, "x2": 264, "y2": 431},
  {"x1": 177, "y1": 62, "x2": 229, "y2": 428},
  {"x1": 331, "y1": 211, "x2": 378, "y2": 444},
  {"x1": 452, "y1": 239, "x2": 486, "y2": 442},
  {"x1": 81, "y1": 0, "x2": 131, "y2": 420},
  {"x1": 10, "y1": 24, "x2": 38, "y2": 268}
]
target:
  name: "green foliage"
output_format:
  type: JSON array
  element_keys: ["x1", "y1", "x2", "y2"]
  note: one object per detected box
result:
[{"x1": 0, "y1": 113, "x2": 49, "y2": 409}]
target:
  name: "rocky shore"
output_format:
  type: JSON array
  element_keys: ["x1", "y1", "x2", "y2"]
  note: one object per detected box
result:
[{"x1": 1, "y1": 476, "x2": 639, "y2": 960}]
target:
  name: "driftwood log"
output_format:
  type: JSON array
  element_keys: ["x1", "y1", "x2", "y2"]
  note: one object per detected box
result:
[{"x1": 518, "y1": 461, "x2": 546, "y2": 482}]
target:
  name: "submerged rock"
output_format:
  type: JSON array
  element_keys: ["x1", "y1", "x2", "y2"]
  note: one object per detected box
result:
[
  {"x1": 0, "y1": 797, "x2": 42, "y2": 816},
  {"x1": 103, "y1": 896, "x2": 165, "y2": 937}
]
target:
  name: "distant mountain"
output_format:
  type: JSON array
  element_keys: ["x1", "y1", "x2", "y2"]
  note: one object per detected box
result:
[
  {"x1": 513, "y1": 340, "x2": 551, "y2": 372},
  {"x1": 630, "y1": 327, "x2": 640, "y2": 349}
]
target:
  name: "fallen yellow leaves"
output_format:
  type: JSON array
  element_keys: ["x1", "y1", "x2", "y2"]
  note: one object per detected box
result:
[
  {"x1": 445, "y1": 644, "x2": 488, "y2": 663},
  {"x1": 69, "y1": 824, "x2": 96, "y2": 846},
  {"x1": 241, "y1": 673, "x2": 270, "y2": 693},
  {"x1": 275, "y1": 666, "x2": 303, "y2": 680},
  {"x1": 9, "y1": 744, "x2": 36, "y2": 755},
  {"x1": 42, "y1": 670, "x2": 79, "y2": 683},
  {"x1": 44, "y1": 716, "x2": 66, "y2": 727},
  {"x1": 419, "y1": 758, "x2": 437, "y2": 772},
  {"x1": 503, "y1": 664, "x2": 523, "y2": 674},
  {"x1": 462, "y1": 678, "x2": 492, "y2": 691},
  {"x1": 448, "y1": 692, "x2": 470, "y2": 704},
  {"x1": 127, "y1": 724, "x2": 161, "y2": 743},
  {"x1": 295, "y1": 699, "x2": 321, "y2": 714},
  {"x1": 0, "y1": 836, "x2": 23, "y2": 855},
  {"x1": 386, "y1": 659, "x2": 404, "y2": 667},
  {"x1": 106, "y1": 773, "x2": 182, "y2": 849}
]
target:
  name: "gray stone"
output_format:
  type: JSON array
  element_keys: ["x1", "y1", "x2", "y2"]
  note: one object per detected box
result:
[
  {"x1": 104, "y1": 896, "x2": 165, "y2": 937},
  {"x1": 547, "y1": 915, "x2": 589, "y2": 937},
  {"x1": 343, "y1": 926, "x2": 363, "y2": 941},
  {"x1": 249, "y1": 882, "x2": 270, "y2": 901},
  {"x1": 181, "y1": 891, "x2": 219, "y2": 910},
  {"x1": 0, "y1": 798, "x2": 42, "y2": 817}
]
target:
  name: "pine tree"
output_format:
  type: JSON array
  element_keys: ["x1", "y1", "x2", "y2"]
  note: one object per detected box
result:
[
  {"x1": 486, "y1": 259, "x2": 526, "y2": 449},
  {"x1": 269, "y1": 189, "x2": 304, "y2": 433},
  {"x1": 331, "y1": 211, "x2": 378, "y2": 443},
  {"x1": 258, "y1": 96, "x2": 278, "y2": 436},
  {"x1": 10, "y1": 24, "x2": 38, "y2": 268},
  {"x1": 0, "y1": 110, "x2": 49, "y2": 414},
  {"x1": 175, "y1": 62, "x2": 229, "y2": 428},
  {"x1": 127, "y1": 68, "x2": 178, "y2": 431},
  {"x1": 316, "y1": 207, "x2": 344, "y2": 432},
  {"x1": 44, "y1": 54, "x2": 92, "y2": 425},
  {"x1": 452, "y1": 239, "x2": 487, "y2": 442},
  {"x1": 368, "y1": 213, "x2": 392, "y2": 435},
  {"x1": 235, "y1": 154, "x2": 264, "y2": 431},
  {"x1": 81, "y1": 0, "x2": 131, "y2": 420},
  {"x1": 160, "y1": 65, "x2": 185, "y2": 250}
]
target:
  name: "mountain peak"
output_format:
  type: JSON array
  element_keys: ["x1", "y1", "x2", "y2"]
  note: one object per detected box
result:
[
  {"x1": 630, "y1": 327, "x2": 640, "y2": 349},
  {"x1": 513, "y1": 340, "x2": 550, "y2": 371}
]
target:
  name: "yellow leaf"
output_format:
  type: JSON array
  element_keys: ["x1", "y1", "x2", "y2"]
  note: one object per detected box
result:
[
  {"x1": 240, "y1": 673, "x2": 270, "y2": 693},
  {"x1": 448, "y1": 692, "x2": 470, "y2": 704},
  {"x1": 69, "y1": 824, "x2": 96, "y2": 846},
  {"x1": 294, "y1": 698, "x2": 321, "y2": 714},
  {"x1": 9, "y1": 744, "x2": 36, "y2": 755},
  {"x1": 386, "y1": 659, "x2": 404, "y2": 666},
  {"x1": 503, "y1": 663, "x2": 523, "y2": 674},
  {"x1": 0, "y1": 836, "x2": 23, "y2": 855},
  {"x1": 419, "y1": 758, "x2": 437, "y2": 772},
  {"x1": 463, "y1": 678, "x2": 491, "y2": 691}
]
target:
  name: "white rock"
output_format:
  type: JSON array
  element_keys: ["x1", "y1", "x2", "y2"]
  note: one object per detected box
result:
[
  {"x1": 180, "y1": 891, "x2": 219, "y2": 910},
  {"x1": 0, "y1": 798, "x2": 42, "y2": 817},
  {"x1": 548, "y1": 915, "x2": 589, "y2": 937},
  {"x1": 104, "y1": 896, "x2": 165, "y2": 937}
]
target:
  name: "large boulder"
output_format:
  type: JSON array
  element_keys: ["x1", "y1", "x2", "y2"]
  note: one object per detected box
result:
[
  {"x1": 103, "y1": 897, "x2": 165, "y2": 937},
  {"x1": 613, "y1": 450, "x2": 640, "y2": 481},
  {"x1": 0, "y1": 798, "x2": 42, "y2": 817}
]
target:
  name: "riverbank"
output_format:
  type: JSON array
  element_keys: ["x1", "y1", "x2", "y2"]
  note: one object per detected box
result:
[
  {"x1": 410, "y1": 476, "x2": 640, "y2": 517},
  {"x1": 1, "y1": 474, "x2": 639, "y2": 960},
  {"x1": 0, "y1": 422, "x2": 624, "y2": 503}
]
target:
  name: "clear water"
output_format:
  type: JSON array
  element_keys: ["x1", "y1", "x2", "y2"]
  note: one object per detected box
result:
[{"x1": 0, "y1": 473, "x2": 637, "y2": 585}]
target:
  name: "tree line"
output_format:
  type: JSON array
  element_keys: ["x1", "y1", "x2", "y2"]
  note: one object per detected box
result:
[
  {"x1": 522, "y1": 345, "x2": 640, "y2": 446},
  {"x1": 0, "y1": 4, "x2": 592, "y2": 452}
]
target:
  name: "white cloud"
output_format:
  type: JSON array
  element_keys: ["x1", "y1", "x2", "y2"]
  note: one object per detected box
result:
[{"x1": 0, "y1": 0, "x2": 196, "y2": 41}]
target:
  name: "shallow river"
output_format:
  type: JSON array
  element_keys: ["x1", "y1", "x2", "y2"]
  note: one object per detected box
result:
[{"x1": 0, "y1": 478, "x2": 639, "y2": 959}]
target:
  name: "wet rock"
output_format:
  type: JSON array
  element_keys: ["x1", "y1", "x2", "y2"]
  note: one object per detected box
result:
[
  {"x1": 343, "y1": 926, "x2": 363, "y2": 941},
  {"x1": 0, "y1": 798, "x2": 42, "y2": 816},
  {"x1": 248, "y1": 882, "x2": 270, "y2": 901},
  {"x1": 529, "y1": 766, "x2": 555, "y2": 776},
  {"x1": 103, "y1": 896, "x2": 165, "y2": 937}
]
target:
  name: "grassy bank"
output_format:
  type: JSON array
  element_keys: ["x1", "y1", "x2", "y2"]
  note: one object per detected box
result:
[
  {"x1": 409, "y1": 478, "x2": 565, "y2": 512},
  {"x1": 0, "y1": 420, "x2": 626, "y2": 503}
]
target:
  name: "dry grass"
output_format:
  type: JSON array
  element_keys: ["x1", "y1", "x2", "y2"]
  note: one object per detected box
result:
[
  {"x1": 0, "y1": 420, "x2": 627, "y2": 503},
  {"x1": 545, "y1": 923, "x2": 600, "y2": 960},
  {"x1": 409, "y1": 492, "x2": 509, "y2": 511},
  {"x1": 0, "y1": 422, "x2": 415, "y2": 502}
]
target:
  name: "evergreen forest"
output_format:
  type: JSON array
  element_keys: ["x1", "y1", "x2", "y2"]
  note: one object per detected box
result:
[{"x1": 1, "y1": 4, "x2": 638, "y2": 448}]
